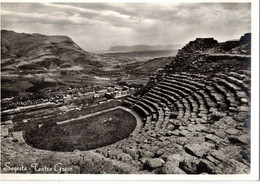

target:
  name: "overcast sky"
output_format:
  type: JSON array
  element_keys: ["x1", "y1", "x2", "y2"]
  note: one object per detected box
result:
[{"x1": 1, "y1": 2, "x2": 251, "y2": 51}]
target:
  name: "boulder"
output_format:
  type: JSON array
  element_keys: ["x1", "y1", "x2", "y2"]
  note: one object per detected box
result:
[
  {"x1": 205, "y1": 134, "x2": 223, "y2": 144},
  {"x1": 214, "y1": 130, "x2": 227, "y2": 139},
  {"x1": 156, "y1": 149, "x2": 165, "y2": 157},
  {"x1": 166, "y1": 153, "x2": 184, "y2": 165},
  {"x1": 146, "y1": 158, "x2": 165, "y2": 169},
  {"x1": 197, "y1": 160, "x2": 215, "y2": 174},
  {"x1": 206, "y1": 155, "x2": 221, "y2": 165},
  {"x1": 117, "y1": 153, "x2": 132, "y2": 162},
  {"x1": 179, "y1": 159, "x2": 200, "y2": 174},
  {"x1": 176, "y1": 137, "x2": 189, "y2": 146},
  {"x1": 239, "y1": 106, "x2": 250, "y2": 112},
  {"x1": 217, "y1": 159, "x2": 249, "y2": 174},
  {"x1": 139, "y1": 157, "x2": 150, "y2": 164},
  {"x1": 179, "y1": 130, "x2": 191, "y2": 137},
  {"x1": 184, "y1": 142, "x2": 215, "y2": 158},
  {"x1": 139, "y1": 150, "x2": 155, "y2": 158},
  {"x1": 201, "y1": 128, "x2": 215, "y2": 134},
  {"x1": 225, "y1": 128, "x2": 239, "y2": 135},
  {"x1": 234, "y1": 112, "x2": 248, "y2": 122},
  {"x1": 171, "y1": 130, "x2": 180, "y2": 136},
  {"x1": 123, "y1": 148, "x2": 139, "y2": 160},
  {"x1": 229, "y1": 134, "x2": 250, "y2": 144},
  {"x1": 70, "y1": 155, "x2": 83, "y2": 165},
  {"x1": 211, "y1": 150, "x2": 226, "y2": 161},
  {"x1": 215, "y1": 116, "x2": 237, "y2": 128},
  {"x1": 236, "y1": 123, "x2": 244, "y2": 130},
  {"x1": 161, "y1": 162, "x2": 186, "y2": 174},
  {"x1": 167, "y1": 124, "x2": 175, "y2": 131}
]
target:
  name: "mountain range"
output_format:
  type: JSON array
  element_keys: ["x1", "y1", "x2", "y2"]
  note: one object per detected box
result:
[
  {"x1": 1, "y1": 30, "x2": 177, "y2": 98},
  {"x1": 1, "y1": 30, "x2": 99, "y2": 72}
]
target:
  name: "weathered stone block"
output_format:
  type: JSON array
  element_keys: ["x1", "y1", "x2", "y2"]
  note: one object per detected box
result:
[
  {"x1": 185, "y1": 142, "x2": 215, "y2": 158},
  {"x1": 161, "y1": 162, "x2": 186, "y2": 174},
  {"x1": 146, "y1": 158, "x2": 165, "y2": 169},
  {"x1": 225, "y1": 128, "x2": 239, "y2": 135}
]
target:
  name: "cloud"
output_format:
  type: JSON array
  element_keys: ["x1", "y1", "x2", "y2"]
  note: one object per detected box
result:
[{"x1": 1, "y1": 3, "x2": 251, "y2": 50}]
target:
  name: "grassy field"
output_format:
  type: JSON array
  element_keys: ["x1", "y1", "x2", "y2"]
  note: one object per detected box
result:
[{"x1": 24, "y1": 108, "x2": 137, "y2": 151}]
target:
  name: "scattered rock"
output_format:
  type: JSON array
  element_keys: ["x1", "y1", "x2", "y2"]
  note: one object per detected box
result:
[
  {"x1": 225, "y1": 128, "x2": 239, "y2": 135},
  {"x1": 201, "y1": 128, "x2": 215, "y2": 134},
  {"x1": 211, "y1": 150, "x2": 226, "y2": 161},
  {"x1": 156, "y1": 149, "x2": 165, "y2": 157},
  {"x1": 139, "y1": 150, "x2": 155, "y2": 158},
  {"x1": 184, "y1": 142, "x2": 215, "y2": 158},
  {"x1": 139, "y1": 157, "x2": 149, "y2": 164},
  {"x1": 179, "y1": 159, "x2": 200, "y2": 174},
  {"x1": 205, "y1": 134, "x2": 223, "y2": 144},
  {"x1": 217, "y1": 159, "x2": 249, "y2": 174},
  {"x1": 165, "y1": 131, "x2": 173, "y2": 136},
  {"x1": 229, "y1": 134, "x2": 250, "y2": 144},
  {"x1": 117, "y1": 153, "x2": 132, "y2": 162},
  {"x1": 179, "y1": 130, "x2": 191, "y2": 137},
  {"x1": 236, "y1": 123, "x2": 244, "y2": 130},
  {"x1": 214, "y1": 130, "x2": 226, "y2": 139},
  {"x1": 70, "y1": 155, "x2": 82, "y2": 165},
  {"x1": 167, "y1": 124, "x2": 175, "y2": 131},
  {"x1": 234, "y1": 112, "x2": 248, "y2": 122},
  {"x1": 176, "y1": 137, "x2": 189, "y2": 146},
  {"x1": 208, "y1": 113, "x2": 222, "y2": 121},
  {"x1": 206, "y1": 155, "x2": 221, "y2": 165},
  {"x1": 171, "y1": 130, "x2": 180, "y2": 136},
  {"x1": 161, "y1": 162, "x2": 186, "y2": 174},
  {"x1": 239, "y1": 106, "x2": 250, "y2": 112},
  {"x1": 197, "y1": 160, "x2": 215, "y2": 174},
  {"x1": 215, "y1": 116, "x2": 237, "y2": 127},
  {"x1": 12, "y1": 138, "x2": 18, "y2": 142},
  {"x1": 123, "y1": 148, "x2": 139, "y2": 160},
  {"x1": 146, "y1": 158, "x2": 165, "y2": 169},
  {"x1": 166, "y1": 153, "x2": 184, "y2": 164}
]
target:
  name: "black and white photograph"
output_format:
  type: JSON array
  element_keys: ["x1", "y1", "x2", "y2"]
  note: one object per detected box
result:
[{"x1": 0, "y1": 0, "x2": 259, "y2": 181}]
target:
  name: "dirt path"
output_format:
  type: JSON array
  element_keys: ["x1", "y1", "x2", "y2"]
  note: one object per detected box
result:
[
  {"x1": 56, "y1": 106, "x2": 119, "y2": 125},
  {"x1": 56, "y1": 106, "x2": 144, "y2": 135}
]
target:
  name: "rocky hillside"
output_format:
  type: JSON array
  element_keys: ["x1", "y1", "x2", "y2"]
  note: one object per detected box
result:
[{"x1": 1, "y1": 30, "x2": 99, "y2": 71}]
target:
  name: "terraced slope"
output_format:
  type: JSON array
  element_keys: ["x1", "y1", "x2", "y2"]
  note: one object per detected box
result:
[
  {"x1": 122, "y1": 70, "x2": 250, "y2": 174},
  {"x1": 117, "y1": 33, "x2": 251, "y2": 174}
]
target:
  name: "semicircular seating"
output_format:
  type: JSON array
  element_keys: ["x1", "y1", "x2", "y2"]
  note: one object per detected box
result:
[
  {"x1": 114, "y1": 69, "x2": 251, "y2": 173},
  {"x1": 123, "y1": 70, "x2": 250, "y2": 131}
]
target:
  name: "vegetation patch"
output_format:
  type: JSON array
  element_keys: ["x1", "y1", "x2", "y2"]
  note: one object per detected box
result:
[{"x1": 24, "y1": 108, "x2": 137, "y2": 151}]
